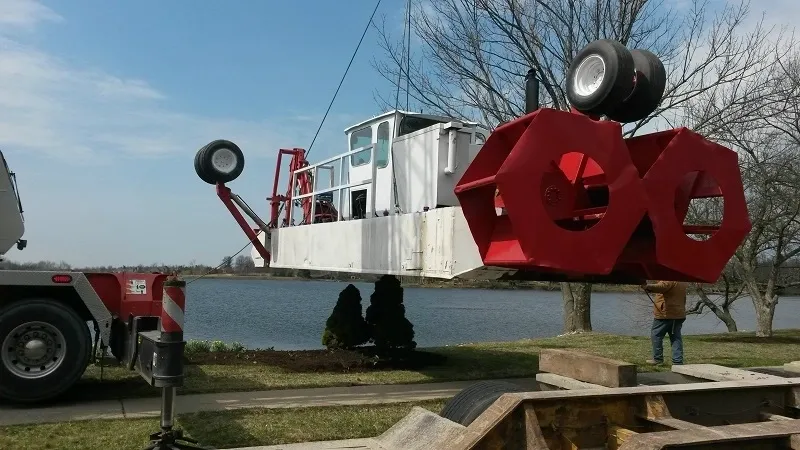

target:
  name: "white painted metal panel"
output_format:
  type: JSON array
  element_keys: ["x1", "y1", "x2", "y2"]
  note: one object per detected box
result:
[
  {"x1": 0, "y1": 151, "x2": 24, "y2": 257},
  {"x1": 267, "y1": 206, "x2": 507, "y2": 279}
]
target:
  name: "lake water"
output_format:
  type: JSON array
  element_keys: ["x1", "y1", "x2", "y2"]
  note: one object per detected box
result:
[{"x1": 182, "y1": 278, "x2": 800, "y2": 350}]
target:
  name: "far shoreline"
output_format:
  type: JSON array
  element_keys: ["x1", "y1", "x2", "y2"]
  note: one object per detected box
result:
[{"x1": 193, "y1": 272, "x2": 642, "y2": 293}]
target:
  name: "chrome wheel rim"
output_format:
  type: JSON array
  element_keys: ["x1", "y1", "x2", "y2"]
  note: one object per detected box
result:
[
  {"x1": 573, "y1": 54, "x2": 606, "y2": 97},
  {"x1": 210, "y1": 148, "x2": 238, "y2": 174},
  {"x1": 2, "y1": 321, "x2": 66, "y2": 379}
]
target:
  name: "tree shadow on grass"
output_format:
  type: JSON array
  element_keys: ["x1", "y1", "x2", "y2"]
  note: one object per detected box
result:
[
  {"x1": 414, "y1": 347, "x2": 541, "y2": 382},
  {"x1": 692, "y1": 334, "x2": 800, "y2": 345},
  {"x1": 0, "y1": 347, "x2": 542, "y2": 410}
]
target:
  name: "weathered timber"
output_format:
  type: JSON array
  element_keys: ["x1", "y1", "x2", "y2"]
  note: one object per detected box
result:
[
  {"x1": 538, "y1": 349, "x2": 637, "y2": 387},
  {"x1": 672, "y1": 364, "x2": 794, "y2": 383}
]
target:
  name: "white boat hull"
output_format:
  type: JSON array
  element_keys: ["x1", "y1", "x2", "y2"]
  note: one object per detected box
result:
[{"x1": 252, "y1": 206, "x2": 515, "y2": 280}]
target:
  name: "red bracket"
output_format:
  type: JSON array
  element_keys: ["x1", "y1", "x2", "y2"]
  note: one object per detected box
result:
[{"x1": 216, "y1": 183, "x2": 270, "y2": 263}]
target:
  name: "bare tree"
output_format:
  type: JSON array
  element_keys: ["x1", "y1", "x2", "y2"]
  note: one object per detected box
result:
[
  {"x1": 682, "y1": 37, "x2": 799, "y2": 336},
  {"x1": 686, "y1": 270, "x2": 746, "y2": 332},
  {"x1": 372, "y1": 0, "x2": 782, "y2": 333},
  {"x1": 234, "y1": 254, "x2": 255, "y2": 273}
]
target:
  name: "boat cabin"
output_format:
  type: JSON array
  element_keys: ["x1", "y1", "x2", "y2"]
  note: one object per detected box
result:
[{"x1": 294, "y1": 110, "x2": 490, "y2": 224}]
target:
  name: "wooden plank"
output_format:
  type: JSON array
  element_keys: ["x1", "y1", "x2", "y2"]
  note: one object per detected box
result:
[
  {"x1": 618, "y1": 419, "x2": 800, "y2": 450},
  {"x1": 638, "y1": 394, "x2": 706, "y2": 431},
  {"x1": 672, "y1": 364, "x2": 794, "y2": 383},
  {"x1": 538, "y1": 349, "x2": 637, "y2": 388},
  {"x1": 535, "y1": 373, "x2": 610, "y2": 391},
  {"x1": 523, "y1": 404, "x2": 548, "y2": 450},
  {"x1": 607, "y1": 425, "x2": 638, "y2": 450},
  {"x1": 784, "y1": 361, "x2": 800, "y2": 373},
  {"x1": 513, "y1": 378, "x2": 800, "y2": 403},
  {"x1": 760, "y1": 411, "x2": 794, "y2": 421},
  {"x1": 646, "y1": 417, "x2": 706, "y2": 430}
]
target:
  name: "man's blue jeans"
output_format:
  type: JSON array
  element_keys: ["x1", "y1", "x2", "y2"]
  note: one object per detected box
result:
[{"x1": 651, "y1": 318, "x2": 685, "y2": 364}]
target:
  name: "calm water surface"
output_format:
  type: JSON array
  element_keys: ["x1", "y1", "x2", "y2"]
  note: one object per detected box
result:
[{"x1": 182, "y1": 278, "x2": 800, "y2": 350}]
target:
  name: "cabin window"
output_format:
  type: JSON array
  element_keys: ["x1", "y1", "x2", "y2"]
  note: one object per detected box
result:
[
  {"x1": 376, "y1": 121, "x2": 390, "y2": 169},
  {"x1": 350, "y1": 126, "x2": 372, "y2": 166}
]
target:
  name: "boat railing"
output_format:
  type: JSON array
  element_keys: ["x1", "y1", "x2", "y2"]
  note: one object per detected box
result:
[{"x1": 291, "y1": 144, "x2": 378, "y2": 223}]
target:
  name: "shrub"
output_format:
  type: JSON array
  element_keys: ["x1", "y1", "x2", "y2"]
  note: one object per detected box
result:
[
  {"x1": 185, "y1": 340, "x2": 212, "y2": 354},
  {"x1": 210, "y1": 340, "x2": 229, "y2": 352},
  {"x1": 365, "y1": 275, "x2": 416, "y2": 353},
  {"x1": 322, "y1": 284, "x2": 370, "y2": 349}
]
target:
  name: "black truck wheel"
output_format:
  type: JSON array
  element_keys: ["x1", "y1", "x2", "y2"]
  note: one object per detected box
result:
[
  {"x1": 566, "y1": 39, "x2": 636, "y2": 116},
  {"x1": 605, "y1": 49, "x2": 667, "y2": 123},
  {"x1": 194, "y1": 139, "x2": 245, "y2": 185},
  {"x1": 0, "y1": 299, "x2": 92, "y2": 403},
  {"x1": 440, "y1": 380, "x2": 530, "y2": 426}
]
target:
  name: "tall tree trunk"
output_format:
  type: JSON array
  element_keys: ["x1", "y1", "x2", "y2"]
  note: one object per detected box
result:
[
  {"x1": 719, "y1": 304, "x2": 738, "y2": 332},
  {"x1": 562, "y1": 282, "x2": 592, "y2": 333},
  {"x1": 752, "y1": 295, "x2": 778, "y2": 337},
  {"x1": 689, "y1": 288, "x2": 739, "y2": 332}
]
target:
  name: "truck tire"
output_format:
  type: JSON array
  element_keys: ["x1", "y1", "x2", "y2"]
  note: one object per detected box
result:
[
  {"x1": 605, "y1": 49, "x2": 667, "y2": 123},
  {"x1": 0, "y1": 299, "x2": 92, "y2": 403},
  {"x1": 439, "y1": 380, "x2": 530, "y2": 426},
  {"x1": 566, "y1": 39, "x2": 635, "y2": 116},
  {"x1": 194, "y1": 139, "x2": 245, "y2": 185}
]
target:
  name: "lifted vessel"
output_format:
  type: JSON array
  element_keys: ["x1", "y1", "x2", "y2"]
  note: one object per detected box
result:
[{"x1": 196, "y1": 39, "x2": 751, "y2": 286}]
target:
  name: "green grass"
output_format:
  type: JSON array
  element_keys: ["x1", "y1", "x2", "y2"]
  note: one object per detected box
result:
[
  {"x1": 5, "y1": 330, "x2": 800, "y2": 450},
  {"x1": 0, "y1": 400, "x2": 447, "y2": 450},
  {"x1": 65, "y1": 329, "x2": 800, "y2": 402}
]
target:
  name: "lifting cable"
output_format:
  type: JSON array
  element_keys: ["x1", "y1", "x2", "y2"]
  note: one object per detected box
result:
[
  {"x1": 190, "y1": 0, "x2": 382, "y2": 282},
  {"x1": 306, "y1": 0, "x2": 383, "y2": 159},
  {"x1": 390, "y1": 0, "x2": 412, "y2": 214}
]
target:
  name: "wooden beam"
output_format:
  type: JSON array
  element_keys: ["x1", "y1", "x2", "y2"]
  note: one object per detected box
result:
[
  {"x1": 538, "y1": 349, "x2": 637, "y2": 388},
  {"x1": 535, "y1": 373, "x2": 610, "y2": 391},
  {"x1": 638, "y1": 394, "x2": 706, "y2": 431},
  {"x1": 760, "y1": 411, "x2": 794, "y2": 421},
  {"x1": 607, "y1": 425, "x2": 638, "y2": 450},
  {"x1": 523, "y1": 404, "x2": 548, "y2": 450},
  {"x1": 618, "y1": 419, "x2": 800, "y2": 450},
  {"x1": 672, "y1": 364, "x2": 794, "y2": 383}
]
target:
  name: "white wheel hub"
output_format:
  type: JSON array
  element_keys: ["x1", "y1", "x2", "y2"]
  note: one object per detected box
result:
[
  {"x1": 572, "y1": 54, "x2": 606, "y2": 97},
  {"x1": 210, "y1": 148, "x2": 238, "y2": 174}
]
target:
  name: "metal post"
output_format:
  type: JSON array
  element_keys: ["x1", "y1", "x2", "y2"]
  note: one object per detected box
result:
[
  {"x1": 141, "y1": 276, "x2": 203, "y2": 450},
  {"x1": 161, "y1": 387, "x2": 176, "y2": 429},
  {"x1": 525, "y1": 68, "x2": 540, "y2": 114}
]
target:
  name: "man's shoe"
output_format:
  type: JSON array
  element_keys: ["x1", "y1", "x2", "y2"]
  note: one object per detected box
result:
[{"x1": 646, "y1": 359, "x2": 663, "y2": 365}]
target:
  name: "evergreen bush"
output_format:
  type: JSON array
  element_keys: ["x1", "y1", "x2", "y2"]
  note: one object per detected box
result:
[
  {"x1": 365, "y1": 275, "x2": 417, "y2": 352},
  {"x1": 322, "y1": 284, "x2": 370, "y2": 349}
]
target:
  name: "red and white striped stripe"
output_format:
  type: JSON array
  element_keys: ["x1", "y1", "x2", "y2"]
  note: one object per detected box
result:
[{"x1": 160, "y1": 281, "x2": 185, "y2": 334}]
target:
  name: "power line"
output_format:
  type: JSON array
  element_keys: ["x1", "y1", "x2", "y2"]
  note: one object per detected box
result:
[{"x1": 306, "y1": 0, "x2": 383, "y2": 157}]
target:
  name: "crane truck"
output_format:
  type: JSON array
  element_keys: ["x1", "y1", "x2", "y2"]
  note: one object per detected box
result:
[{"x1": 0, "y1": 150, "x2": 182, "y2": 406}]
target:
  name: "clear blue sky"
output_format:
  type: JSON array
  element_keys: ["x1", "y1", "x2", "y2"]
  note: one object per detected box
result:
[
  {"x1": 0, "y1": 0, "x2": 408, "y2": 267},
  {"x1": 1, "y1": 0, "x2": 795, "y2": 267}
]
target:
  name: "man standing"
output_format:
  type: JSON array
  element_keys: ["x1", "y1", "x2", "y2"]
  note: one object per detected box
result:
[{"x1": 642, "y1": 280, "x2": 689, "y2": 365}]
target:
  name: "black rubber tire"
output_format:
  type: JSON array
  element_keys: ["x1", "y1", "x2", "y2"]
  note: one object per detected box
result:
[
  {"x1": 566, "y1": 39, "x2": 635, "y2": 115},
  {"x1": 0, "y1": 299, "x2": 92, "y2": 404},
  {"x1": 194, "y1": 139, "x2": 245, "y2": 185},
  {"x1": 439, "y1": 380, "x2": 530, "y2": 426},
  {"x1": 605, "y1": 49, "x2": 667, "y2": 123},
  {"x1": 194, "y1": 143, "x2": 216, "y2": 185}
]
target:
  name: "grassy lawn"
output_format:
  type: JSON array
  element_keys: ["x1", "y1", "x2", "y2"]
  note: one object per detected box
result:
[
  {"x1": 61, "y1": 329, "x2": 800, "y2": 402},
  {"x1": 0, "y1": 400, "x2": 447, "y2": 450},
  {"x1": 2, "y1": 330, "x2": 798, "y2": 450}
]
